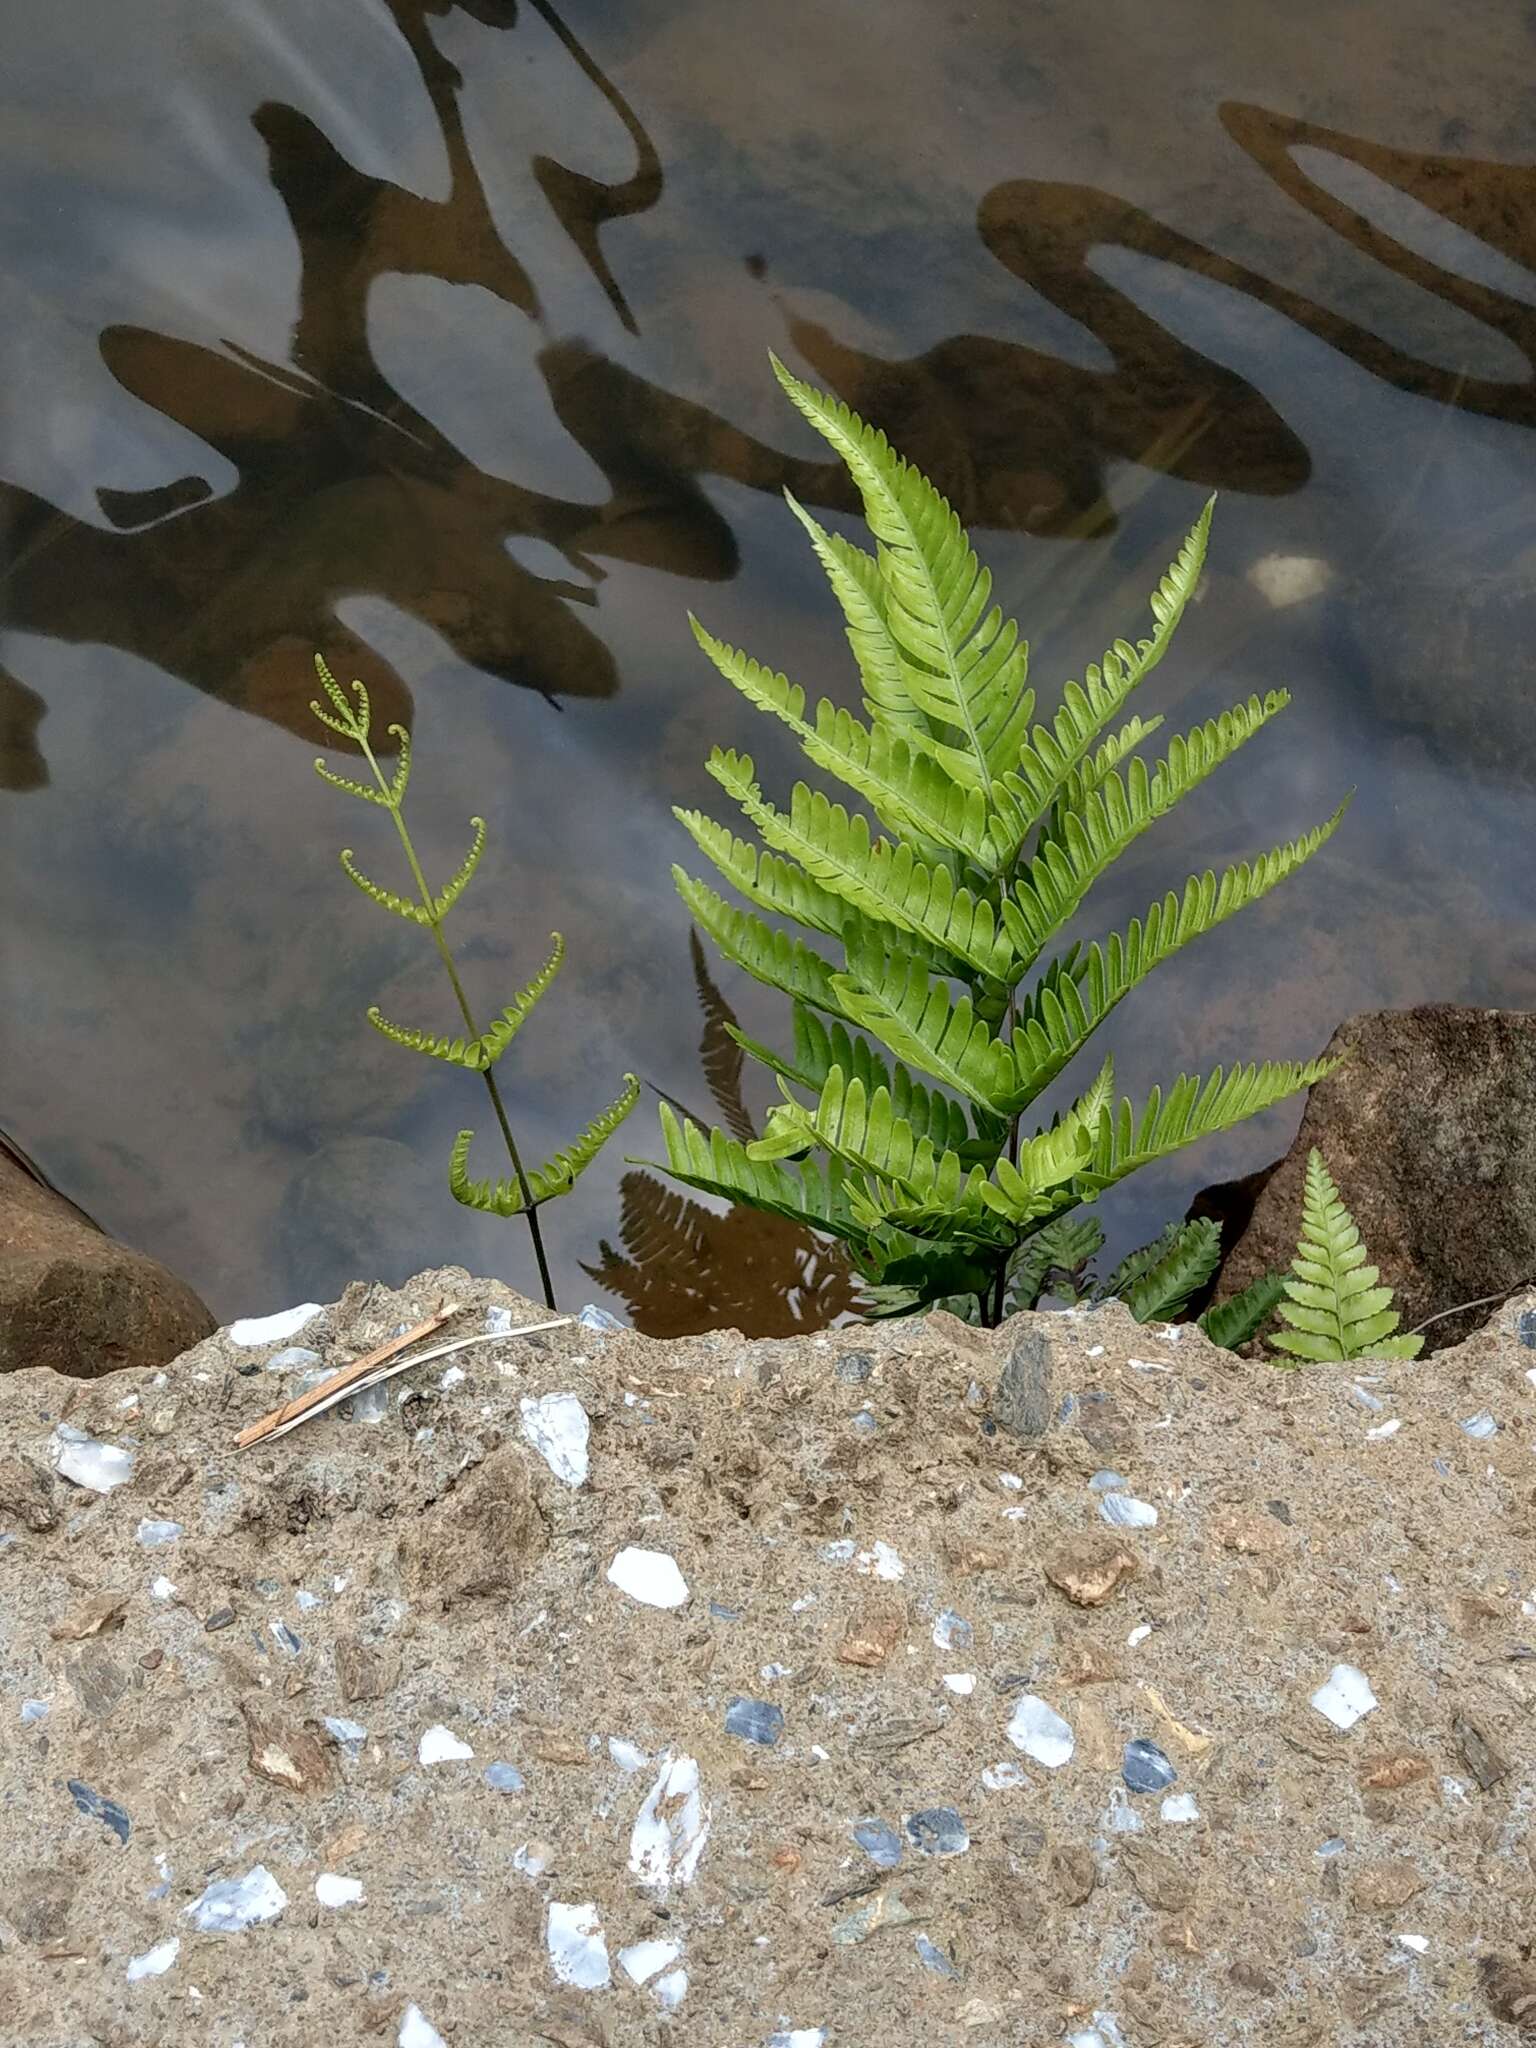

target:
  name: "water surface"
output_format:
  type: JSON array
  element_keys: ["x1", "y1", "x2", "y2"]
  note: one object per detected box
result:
[{"x1": 4, "y1": 0, "x2": 1535, "y2": 1331}]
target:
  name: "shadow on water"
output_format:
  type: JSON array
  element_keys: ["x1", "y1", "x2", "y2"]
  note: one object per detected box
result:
[{"x1": 4, "y1": 0, "x2": 1535, "y2": 1329}]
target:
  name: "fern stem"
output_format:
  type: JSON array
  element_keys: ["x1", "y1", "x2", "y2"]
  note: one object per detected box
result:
[{"x1": 357, "y1": 733, "x2": 557, "y2": 1313}]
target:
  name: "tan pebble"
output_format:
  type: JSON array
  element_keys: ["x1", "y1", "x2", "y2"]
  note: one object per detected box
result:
[
  {"x1": 1210, "y1": 1509, "x2": 1288, "y2": 1556},
  {"x1": 240, "y1": 1701, "x2": 336, "y2": 1795},
  {"x1": 335, "y1": 1637, "x2": 401, "y2": 1704},
  {"x1": 322, "y1": 1820, "x2": 368, "y2": 1863},
  {"x1": 1162, "y1": 1917, "x2": 1202, "y2": 1954},
  {"x1": 1071, "y1": 1701, "x2": 1120, "y2": 1770},
  {"x1": 525, "y1": 1727, "x2": 588, "y2": 1766},
  {"x1": 1042, "y1": 1536, "x2": 1139, "y2": 1608},
  {"x1": 1048, "y1": 1844, "x2": 1098, "y2": 1906},
  {"x1": 1359, "y1": 1751, "x2": 1431, "y2": 1790},
  {"x1": 1058, "y1": 1639, "x2": 1123, "y2": 1686},
  {"x1": 836, "y1": 1603, "x2": 904, "y2": 1667},
  {"x1": 769, "y1": 1846, "x2": 802, "y2": 1873},
  {"x1": 946, "y1": 1541, "x2": 1009, "y2": 1575},
  {"x1": 48, "y1": 1591, "x2": 129, "y2": 1641},
  {"x1": 1122, "y1": 1843, "x2": 1194, "y2": 1912},
  {"x1": 1351, "y1": 1858, "x2": 1425, "y2": 1913},
  {"x1": 139, "y1": 1649, "x2": 164, "y2": 1673}
]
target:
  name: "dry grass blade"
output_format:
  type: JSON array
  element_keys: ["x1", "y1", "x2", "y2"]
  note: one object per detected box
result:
[{"x1": 236, "y1": 1306, "x2": 461, "y2": 1448}]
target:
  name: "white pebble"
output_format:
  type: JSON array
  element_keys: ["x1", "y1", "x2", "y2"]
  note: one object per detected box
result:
[
  {"x1": 184, "y1": 1866, "x2": 287, "y2": 1932},
  {"x1": 652, "y1": 1967, "x2": 688, "y2": 2011},
  {"x1": 856, "y1": 1540, "x2": 906, "y2": 1581},
  {"x1": 398, "y1": 2005, "x2": 447, "y2": 2048},
  {"x1": 982, "y1": 1760, "x2": 1026, "y2": 1790},
  {"x1": 1160, "y1": 1793, "x2": 1200, "y2": 1824},
  {"x1": 439, "y1": 1365, "x2": 466, "y2": 1390},
  {"x1": 1396, "y1": 1933, "x2": 1430, "y2": 1955},
  {"x1": 1311, "y1": 1663, "x2": 1379, "y2": 1731},
  {"x1": 1006, "y1": 1694, "x2": 1074, "y2": 1768},
  {"x1": 608, "y1": 1736, "x2": 648, "y2": 1772},
  {"x1": 229, "y1": 1303, "x2": 322, "y2": 1346},
  {"x1": 54, "y1": 1432, "x2": 134, "y2": 1494},
  {"x1": 521, "y1": 1393, "x2": 591, "y2": 1487},
  {"x1": 418, "y1": 1724, "x2": 474, "y2": 1765},
  {"x1": 998, "y1": 1472, "x2": 1023, "y2": 1491},
  {"x1": 1459, "y1": 1410, "x2": 1497, "y2": 1439},
  {"x1": 619, "y1": 1937, "x2": 683, "y2": 1985},
  {"x1": 1126, "y1": 1623, "x2": 1152, "y2": 1647},
  {"x1": 315, "y1": 1873, "x2": 365, "y2": 1909},
  {"x1": 150, "y1": 1575, "x2": 177, "y2": 1601},
  {"x1": 20, "y1": 1699, "x2": 49, "y2": 1725},
  {"x1": 1366, "y1": 1419, "x2": 1402, "y2": 1440},
  {"x1": 547, "y1": 1901, "x2": 610, "y2": 1989},
  {"x1": 941, "y1": 1673, "x2": 976, "y2": 1697},
  {"x1": 126, "y1": 1937, "x2": 180, "y2": 1982},
  {"x1": 629, "y1": 1753, "x2": 710, "y2": 1891},
  {"x1": 607, "y1": 1546, "x2": 689, "y2": 1609},
  {"x1": 1099, "y1": 1493, "x2": 1158, "y2": 1529}
]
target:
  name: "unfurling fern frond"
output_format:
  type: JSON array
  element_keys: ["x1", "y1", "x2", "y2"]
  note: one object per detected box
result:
[
  {"x1": 450, "y1": 1075, "x2": 640, "y2": 1216},
  {"x1": 1200, "y1": 1270, "x2": 1287, "y2": 1352},
  {"x1": 662, "y1": 357, "x2": 1347, "y2": 1324},
  {"x1": 312, "y1": 669, "x2": 632, "y2": 1312},
  {"x1": 1269, "y1": 1150, "x2": 1423, "y2": 1364}
]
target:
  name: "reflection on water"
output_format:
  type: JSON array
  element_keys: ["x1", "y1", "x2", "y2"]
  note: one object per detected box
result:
[{"x1": 4, "y1": 0, "x2": 1535, "y2": 1332}]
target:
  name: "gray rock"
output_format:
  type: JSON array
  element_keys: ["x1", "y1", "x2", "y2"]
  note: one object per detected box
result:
[
  {"x1": 1207, "y1": 1007, "x2": 1536, "y2": 1347},
  {"x1": 993, "y1": 1325, "x2": 1052, "y2": 1441}
]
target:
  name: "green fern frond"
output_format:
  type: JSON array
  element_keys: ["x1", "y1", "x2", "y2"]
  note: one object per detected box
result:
[
  {"x1": 781, "y1": 496, "x2": 930, "y2": 741},
  {"x1": 1200, "y1": 1270, "x2": 1287, "y2": 1351},
  {"x1": 472, "y1": 934, "x2": 567, "y2": 1068},
  {"x1": 832, "y1": 945, "x2": 1017, "y2": 1112},
  {"x1": 339, "y1": 846, "x2": 431, "y2": 924},
  {"x1": 1007, "y1": 1213, "x2": 1106, "y2": 1311},
  {"x1": 674, "y1": 869, "x2": 847, "y2": 1018},
  {"x1": 314, "y1": 759, "x2": 391, "y2": 805},
  {"x1": 738, "y1": 1003, "x2": 979, "y2": 1158},
  {"x1": 1102, "y1": 1217, "x2": 1222, "y2": 1322},
  {"x1": 1268, "y1": 1149, "x2": 1423, "y2": 1364},
  {"x1": 383, "y1": 724, "x2": 412, "y2": 804},
  {"x1": 772, "y1": 355, "x2": 1033, "y2": 785},
  {"x1": 450, "y1": 1073, "x2": 639, "y2": 1216},
  {"x1": 367, "y1": 1007, "x2": 489, "y2": 1068},
  {"x1": 646, "y1": 1101, "x2": 866, "y2": 1243},
  {"x1": 433, "y1": 816, "x2": 487, "y2": 921},
  {"x1": 1081, "y1": 1056, "x2": 1337, "y2": 1193},
  {"x1": 690, "y1": 618, "x2": 999, "y2": 864},
  {"x1": 674, "y1": 811, "x2": 849, "y2": 938},
  {"x1": 749, "y1": 1066, "x2": 962, "y2": 1205},
  {"x1": 1010, "y1": 803, "x2": 1348, "y2": 1099},
  {"x1": 706, "y1": 749, "x2": 1013, "y2": 977},
  {"x1": 310, "y1": 654, "x2": 369, "y2": 739},
  {"x1": 366, "y1": 934, "x2": 565, "y2": 1068},
  {"x1": 988, "y1": 505, "x2": 1211, "y2": 857},
  {"x1": 980, "y1": 1119, "x2": 1095, "y2": 1224},
  {"x1": 1004, "y1": 693, "x2": 1292, "y2": 964}
]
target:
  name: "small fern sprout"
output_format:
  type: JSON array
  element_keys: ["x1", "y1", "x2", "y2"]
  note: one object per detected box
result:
[
  {"x1": 1268, "y1": 1149, "x2": 1423, "y2": 1365},
  {"x1": 648, "y1": 357, "x2": 1347, "y2": 1326},
  {"x1": 310, "y1": 656, "x2": 637, "y2": 1310}
]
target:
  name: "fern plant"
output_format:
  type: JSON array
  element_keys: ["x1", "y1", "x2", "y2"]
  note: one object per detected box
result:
[
  {"x1": 650, "y1": 356, "x2": 1346, "y2": 1326},
  {"x1": 311, "y1": 657, "x2": 637, "y2": 1310},
  {"x1": 1268, "y1": 1149, "x2": 1422, "y2": 1363}
]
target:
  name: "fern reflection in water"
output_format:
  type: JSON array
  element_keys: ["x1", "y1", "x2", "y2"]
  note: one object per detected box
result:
[
  {"x1": 310, "y1": 657, "x2": 637, "y2": 1311},
  {"x1": 651, "y1": 356, "x2": 1348, "y2": 1328}
]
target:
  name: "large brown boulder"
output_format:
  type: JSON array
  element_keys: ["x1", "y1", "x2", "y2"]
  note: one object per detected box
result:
[
  {"x1": 0, "y1": 1149, "x2": 214, "y2": 1376},
  {"x1": 1210, "y1": 1006, "x2": 1536, "y2": 1347}
]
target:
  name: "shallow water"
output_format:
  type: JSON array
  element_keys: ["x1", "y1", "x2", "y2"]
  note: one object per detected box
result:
[{"x1": 4, "y1": 0, "x2": 1535, "y2": 1334}]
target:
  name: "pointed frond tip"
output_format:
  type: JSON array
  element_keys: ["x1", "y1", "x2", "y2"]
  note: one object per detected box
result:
[
  {"x1": 1268, "y1": 1148, "x2": 1423, "y2": 1364},
  {"x1": 450, "y1": 1074, "x2": 640, "y2": 1215},
  {"x1": 769, "y1": 354, "x2": 1033, "y2": 785},
  {"x1": 310, "y1": 654, "x2": 370, "y2": 740}
]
